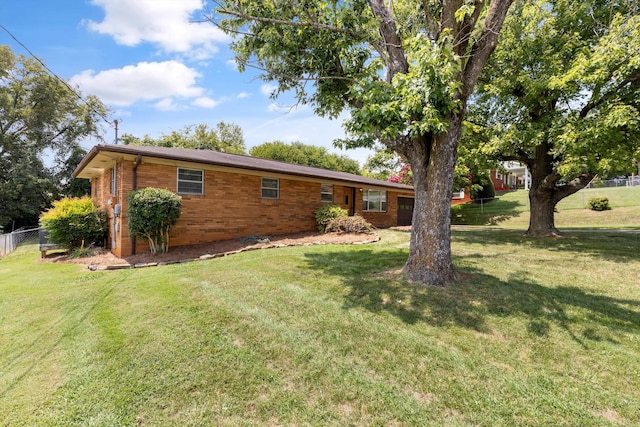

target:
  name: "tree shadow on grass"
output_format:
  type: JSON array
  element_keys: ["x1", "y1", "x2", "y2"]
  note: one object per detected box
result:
[
  {"x1": 303, "y1": 247, "x2": 640, "y2": 345},
  {"x1": 451, "y1": 199, "x2": 524, "y2": 226},
  {"x1": 451, "y1": 229, "x2": 640, "y2": 263}
]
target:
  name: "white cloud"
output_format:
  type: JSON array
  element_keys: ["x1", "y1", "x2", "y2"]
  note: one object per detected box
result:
[
  {"x1": 155, "y1": 98, "x2": 181, "y2": 111},
  {"x1": 70, "y1": 61, "x2": 204, "y2": 106},
  {"x1": 86, "y1": 0, "x2": 228, "y2": 58},
  {"x1": 237, "y1": 92, "x2": 250, "y2": 99},
  {"x1": 192, "y1": 96, "x2": 220, "y2": 108},
  {"x1": 260, "y1": 83, "x2": 278, "y2": 97}
]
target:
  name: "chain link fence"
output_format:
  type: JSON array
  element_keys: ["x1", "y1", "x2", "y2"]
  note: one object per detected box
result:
[
  {"x1": 0, "y1": 226, "x2": 40, "y2": 257},
  {"x1": 586, "y1": 176, "x2": 640, "y2": 188}
]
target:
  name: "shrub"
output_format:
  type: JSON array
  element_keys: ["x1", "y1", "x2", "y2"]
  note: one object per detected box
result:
[
  {"x1": 68, "y1": 242, "x2": 94, "y2": 259},
  {"x1": 325, "y1": 215, "x2": 373, "y2": 234},
  {"x1": 128, "y1": 188, "x2": 182, "y2": 254},
  {"x1": 471, "y1": 175, "x2": 496, "y2": 200},
  {"x1": 40, "y1": 197, "x2": 107, "y2": 250},
  {"x1": 315, "y1": 204, "x2": 348, "y2": 232},
  {"x1": 587, "y1": 197, "x2": 610, "y2": 211}
]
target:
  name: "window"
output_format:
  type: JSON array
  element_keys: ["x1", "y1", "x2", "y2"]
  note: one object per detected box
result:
[
  {"x1": 111, "y1": 166, "x2": 117, "y2": 195},
  {"x1": 177, "y1": 168, "x2": 204, "y2": 194},
  {"x1": 362, "y1": 189, "x2": 387, "y2": 212},
  {"x1": 321, "y1": 184, "x2": 333, "y2": 203},
  {"x1": 261, "y1": 177, "x2": 279, "y2": 199}
]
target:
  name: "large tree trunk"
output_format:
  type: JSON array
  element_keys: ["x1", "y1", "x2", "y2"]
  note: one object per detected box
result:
[
  {"x1": 524, "y1": 141, "x2": 561, "y2": 236},
  {"x1": 527, "y1": 185, "x2": 561, "y2": 236},
  {"x1": 402, "y1": 115, "x2": 462, "y2": 286},
  {"x1": 525, "y1": 142, "x2": 594, "y2": 236}
]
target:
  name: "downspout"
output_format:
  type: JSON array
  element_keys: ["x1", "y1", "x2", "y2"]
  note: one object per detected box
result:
[{"x1": 131, "y1": 154, "x2": 142, "y2": 255}]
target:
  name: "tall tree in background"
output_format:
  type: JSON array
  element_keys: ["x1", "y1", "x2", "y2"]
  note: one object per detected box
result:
[
  {"x1": 213, "y1": 0, "x2": 513, "y2": 285},
  {"x1": 0, "y1": 45, "x2": 108, "y2": 230},
  {"x1": 250, "y1": 141, "x2": 361, "y2": 174},
  {"x1": 474, "y1": 0, "x2": 640, "y2": 236},
  {"x1": 56, "y1": 146, "x2": 92, "y2": 198},
  {"x1": 362, "y1": 146, "x2": 405, "y2": 180},
  {"x1": 121, "y1": 122, "x2": 246, "y2": 154}
]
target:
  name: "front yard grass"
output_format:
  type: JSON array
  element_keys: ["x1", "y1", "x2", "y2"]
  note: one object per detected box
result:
[
  {"x1": 451, "y1": 186, "x2": 640, "y2": 230},
  {"x1": 1, "y1": 228, "x2": 639, "y2": 426}
]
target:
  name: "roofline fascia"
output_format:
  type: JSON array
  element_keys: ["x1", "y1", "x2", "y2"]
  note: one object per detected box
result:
[{"x1": 73, "y1": 144, "x2": 414, "y2": 192}]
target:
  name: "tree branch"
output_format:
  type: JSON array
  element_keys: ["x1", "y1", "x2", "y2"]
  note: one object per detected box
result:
[
  {"x1": 580, "y1": 70, "x2": 640, "y2": 118},
  {"x1": 216, "y1": 8, "x2": 364, "y2": 40},
  {"x1": 461, "y1": 0, "x2": 514, "y2": 100},
  {"x1": 367, "y1": 0, "x2": 410, "y2": 81},
  {"x1": 453, "y1": 1, "x2": 486, "y2": 59},
  {"x1": 553, "y1": 173, "x2": 595, "y2": 202},
  {"x1": 422, "y1": 0, "x2": 439, "y2": 39}
]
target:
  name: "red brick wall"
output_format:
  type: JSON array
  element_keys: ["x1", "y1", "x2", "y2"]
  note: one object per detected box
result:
[
  {"x1": 91, "y1": 160, "x2": 413, "y2": 257},
  {"x1": 356, "y1": 189, "x2": 413, "y2": 228}
]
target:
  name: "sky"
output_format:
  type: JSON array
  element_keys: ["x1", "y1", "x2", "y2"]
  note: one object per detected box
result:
[{"x1": 0, "y1": 0, "x2": 375, "y2": 164}]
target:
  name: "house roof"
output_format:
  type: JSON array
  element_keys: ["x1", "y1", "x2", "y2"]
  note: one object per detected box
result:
[{"x1": 73, "y1": 144, "x2": 414, "y2": 192}]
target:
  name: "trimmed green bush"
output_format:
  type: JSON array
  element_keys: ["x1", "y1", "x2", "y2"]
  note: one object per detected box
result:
[
  {"x1": 587, "y1": 197, "x2": 610, "y2": 211},
  {"x1": 128, "y1": 188, "x2": 182, "y2": 254},
  {"x1": 471, "y1": 180, "x2": 495, "y2": 201},
  {"x1": 315, "y1": 205, "x2": 348, "y2": 232},
  {"x1": 40, "y1": 197, "x2": 107, "y2": 250},
  {"x1": 325, "y1": 215, "x2": 373, "y2": 234}
]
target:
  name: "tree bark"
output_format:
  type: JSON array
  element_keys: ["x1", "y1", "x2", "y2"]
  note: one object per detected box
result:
[
  {"x1": 402, "y1": 114, "x2": 462, "y2": 286},
  {"x1": 524, "y1": 132, "x2": 597, "y2": 236},
  {"x1": 526, "y1": 186, "x2": 561, "y2": 236}
]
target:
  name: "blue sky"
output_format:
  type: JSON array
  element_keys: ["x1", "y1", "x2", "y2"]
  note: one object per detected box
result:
[{"x1": 0, "y1": 0, "x2": 374, "y2": 164}]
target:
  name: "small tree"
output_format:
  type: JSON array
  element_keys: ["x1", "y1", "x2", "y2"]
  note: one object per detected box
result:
[
  {"x1": 40, "y1": 197, "x2": 107, "y2": 250},
  {"x1": 127, "y1": 188, "x2": 182, "y2": 254}
]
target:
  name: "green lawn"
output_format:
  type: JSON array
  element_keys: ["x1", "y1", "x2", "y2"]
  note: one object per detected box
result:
[
  {"x1": 452, "y1": 186, "x2": 640, "y2": 229},
  {"x1": 1, "y1": 227, "x2": 639, "y2": 426}
]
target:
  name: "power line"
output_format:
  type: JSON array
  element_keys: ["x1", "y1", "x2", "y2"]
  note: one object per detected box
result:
[{"x1": 0, "y1": 22, "x2": 114, "y2": 127}]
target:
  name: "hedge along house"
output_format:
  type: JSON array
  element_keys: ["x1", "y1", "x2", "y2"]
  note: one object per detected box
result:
[{"x1": 73, "y1": 144, "x2": 415, "y2": 258}]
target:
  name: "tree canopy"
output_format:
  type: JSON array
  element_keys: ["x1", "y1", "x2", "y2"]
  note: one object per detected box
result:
[
  {"x1": 249, "y1": 141, "x2": 361, "y2": 174},
  {"x1": 213, "y1": 0, "x2": 514, "y2": 286},
  {"x1": 0, "y1": 45, "x2": 108, "y2": 230},
  {"x1": 121, "y1": 122, "x2": 246, "y2": 154},
  {"x1": 473, "y1": 0, "x2": 640, "y2": 236}
]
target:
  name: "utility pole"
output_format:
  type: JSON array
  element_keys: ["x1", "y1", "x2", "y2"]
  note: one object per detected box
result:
[{"x1": 114, "y1": 119, "x2": 119, "y2": 144}]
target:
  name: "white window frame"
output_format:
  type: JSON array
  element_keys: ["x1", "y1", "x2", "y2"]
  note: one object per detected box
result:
[
  {"x1": 362, "y1": 189, "x2": 387, "y2": 212},
  {"x1": 177, "y1": 167, "x2": 204, "y2": 195},
  {"x1": 321, "y1": 184, "x2": 334, "y2": 203},
  {"x1": 110, "y1": 166, "x2": 117, "y2": 195},
  {"x1": 261, "y1": 177, "x2": 279, "y2": 199}
]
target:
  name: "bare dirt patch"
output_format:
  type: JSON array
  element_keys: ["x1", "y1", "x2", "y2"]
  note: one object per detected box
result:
[{"x1": 41, "y1": 232, "x2": 379, "y2": 270}]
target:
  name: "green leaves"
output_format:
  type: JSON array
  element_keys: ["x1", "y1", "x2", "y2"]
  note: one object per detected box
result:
[
  {"x1": 0, "y1": 45, "x2": 109, "y2": 229},
  {"x1": 40, "y1": 197, "x2": 108, "y2": 250},
  {"x1": 249, "y1": 141, "x2": 361, "y2": 174},
  {"x1": 475, "y1": 0, "x2": 640, "y2": 179},
  {"x1": 344, "y1": 33, "x2": 463, "y2": 143},
  {"x1": 121, "y1": 122, "x2": 246, "y2": 154},
  {"x1": 127, "y1": 188, "x2": 182, "y2": 254}
]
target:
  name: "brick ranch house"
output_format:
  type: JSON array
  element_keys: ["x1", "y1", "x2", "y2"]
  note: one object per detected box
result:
[{"x1": 73, "y1": 144, "x2": 416, "y2": 258}]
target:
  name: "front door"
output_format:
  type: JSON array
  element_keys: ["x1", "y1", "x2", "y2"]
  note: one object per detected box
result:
[
  {"x1": 344, "y1": 187, "x2": 355, "y2": 215},
  {"x1": 397, "y1": 197, "x2": 414, "y2": 226}
]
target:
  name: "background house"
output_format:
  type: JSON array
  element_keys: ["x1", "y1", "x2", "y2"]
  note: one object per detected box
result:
[
  {"x1": 490, "y1": 162, "x2": 530, "y2": 191},
  {"x1": 73, "y1": 145, "x2": 415, "y2": 257}
]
